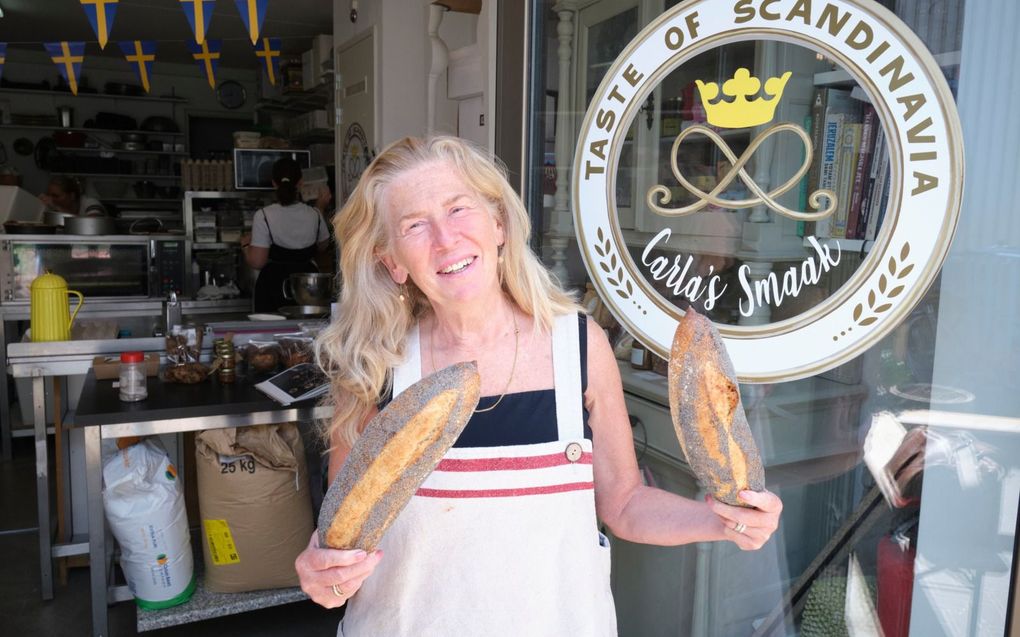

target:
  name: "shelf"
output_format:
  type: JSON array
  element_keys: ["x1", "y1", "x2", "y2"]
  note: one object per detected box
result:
[
  {"x1": 0, "y1": 87, "x2": 186, "y2": 104},
  {"x1": 101, "y1": 198, "x2": 182, "y2": 204},
  {"x1": 804, "y1": 236, "x2": 873, "y2": 253},
  {"x1": 290, "y1": 128, "x2": 334, "y2": 142},
  {"x1": 191, "y1": 242, "x2": 239, "y2": 249},
  {"x1": 256, "y1": 85, "x2": 331, "y2": 113},
  {"x1": 0, "y1": 124, "x2": 184, "y2": 136},
  {"x1": 56, "y1": 146, "x2": 186, "y2": 156},
  {"x1": 814, "y1": 50, "x2": 962, "y2": 86},
  {"x1": 51, "y1": 172, "x2": 180, "y2": 180}
]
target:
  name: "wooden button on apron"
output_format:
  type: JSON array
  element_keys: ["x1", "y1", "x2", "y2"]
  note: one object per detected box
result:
[{"x1": 564, "y1": 442, "x2": 583, "y2": 462}]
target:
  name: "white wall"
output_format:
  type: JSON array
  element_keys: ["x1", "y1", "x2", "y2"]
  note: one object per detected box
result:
[{"x1": 332, "y1": 0, "x2": 489, "y2": 149}]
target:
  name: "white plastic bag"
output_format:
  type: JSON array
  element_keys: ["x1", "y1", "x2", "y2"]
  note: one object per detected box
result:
[{"x1": 103, "y1": 438, "x2": 196, "y2": 609}]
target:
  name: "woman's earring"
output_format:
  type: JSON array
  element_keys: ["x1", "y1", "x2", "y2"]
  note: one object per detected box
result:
[{"x1": 398, "y1": 284, "x2": 407, "y2": 302}]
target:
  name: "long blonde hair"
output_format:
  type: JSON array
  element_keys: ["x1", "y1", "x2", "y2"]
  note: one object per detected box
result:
[{"x1": 316, "y1": 136, "x2": 580, "y2": 447}]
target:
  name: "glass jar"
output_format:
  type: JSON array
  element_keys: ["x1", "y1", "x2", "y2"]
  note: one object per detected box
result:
[{"x1": 119, "y1": 351, "x2": 147, "y2": 402}]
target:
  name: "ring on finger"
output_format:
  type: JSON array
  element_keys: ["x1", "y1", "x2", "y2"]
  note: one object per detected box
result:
[
  {"x1": 733, "y1": 522, "x2": 747, "y2": 534},
  {"x1": 332, "y1": 583, "x2": 346, "y2": 597}
]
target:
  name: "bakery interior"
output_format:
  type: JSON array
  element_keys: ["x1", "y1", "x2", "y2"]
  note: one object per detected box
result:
[{"x1": 0, "y1": 0, "x2": 348, "y2": 634}]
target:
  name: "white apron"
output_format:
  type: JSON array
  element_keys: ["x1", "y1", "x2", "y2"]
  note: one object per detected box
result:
[{"x1": 339, "y1": 313, "x2": 617, "y2": 636}]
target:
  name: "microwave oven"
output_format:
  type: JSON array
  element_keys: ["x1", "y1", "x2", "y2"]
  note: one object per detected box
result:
[
  {"x1": 0, "y1": 235, "x2": 186, "y2": 302},
  {"x1": 233, "y1": 149, "x2": 312, "y2": 190}
]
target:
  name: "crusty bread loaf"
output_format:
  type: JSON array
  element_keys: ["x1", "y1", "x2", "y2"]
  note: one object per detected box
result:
[
  {"x1": 667, "y1": 310, "x2": 764, "y2": 506},
  {"x1": 318, "y1": 362, "x2": 480, "y2": 550}
]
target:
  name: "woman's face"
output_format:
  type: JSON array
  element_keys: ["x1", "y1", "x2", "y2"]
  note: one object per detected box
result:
[{"x1": 378, "y1": 160, "x2": 505, "y2": 309}]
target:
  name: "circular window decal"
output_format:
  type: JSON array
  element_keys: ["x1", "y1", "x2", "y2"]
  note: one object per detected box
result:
[{"x1": 572, "y1": 0, "x2": 963, "y2": 383}]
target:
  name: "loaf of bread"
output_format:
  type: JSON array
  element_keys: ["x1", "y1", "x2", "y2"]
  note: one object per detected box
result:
[
  {"x1": 667, "y1": 310, "x2": 764, "y2": 506},
  {"x1": 318, "y1": 362, "x2": 480, "y2": 550}
]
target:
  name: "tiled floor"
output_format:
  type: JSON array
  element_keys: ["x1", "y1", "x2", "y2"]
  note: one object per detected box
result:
[{"x1": 0, "y1": 437, "x2": 342, "y2": 636}]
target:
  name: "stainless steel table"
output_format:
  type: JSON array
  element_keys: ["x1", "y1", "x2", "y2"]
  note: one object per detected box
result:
[
  {"x1": 0, "y1": 297, "x2": 252, "y2": 461},
  {"x1": 72, "y1": 370, "x2": 330, "y2": 637}
]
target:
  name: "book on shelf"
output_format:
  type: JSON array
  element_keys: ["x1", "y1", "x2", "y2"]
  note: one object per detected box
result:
[
  {"x1": 255, "y1": 362, "x2": 329, "y2": 406},
  {"x1": 796, "y1": 112, "x2": 812, "y2": 238},
  {"x1": 864, "y1": 131, "x2": 889, "y2": 243},
  {"x1": 847, "y1": 105, "x2": 878, "y2": 240},
  {"x1": 812, "y1": 88, "x2": 859, "y2": 238},
  {"x1": 860, "y1": 125, "x2": 885, "y2": 239},
  {"x1": 832, "y1": 121, "x2": 862, "y2": 239}
]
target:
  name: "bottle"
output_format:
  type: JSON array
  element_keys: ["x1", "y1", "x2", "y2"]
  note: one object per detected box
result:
[{"x1": 119, "y1": 352, "x2": 148, "y2": 402}]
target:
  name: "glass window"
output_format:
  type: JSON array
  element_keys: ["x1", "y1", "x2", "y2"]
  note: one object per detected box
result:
[{"x1": 526, "y1": 1, "x2": 1018, "y2": 635}]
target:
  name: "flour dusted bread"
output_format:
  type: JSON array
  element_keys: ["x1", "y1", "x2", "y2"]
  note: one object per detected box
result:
[
  {"x1": 667, "y1": 310, "x2": 764, "y2": 506},
  {"x1": 318, "y1": 362, "x2": 480, "y2": 550}
]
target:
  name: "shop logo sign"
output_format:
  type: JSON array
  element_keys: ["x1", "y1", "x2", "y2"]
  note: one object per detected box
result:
[{"x1": 573, "y1": 0, "x2": 963, "y2": 382}]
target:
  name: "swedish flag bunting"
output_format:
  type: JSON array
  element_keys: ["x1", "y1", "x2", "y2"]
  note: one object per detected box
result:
[
  {"x1": 254, "y1": 37, "x2": 281, "y2": 85},
  {"x1": 180, "y1": 0, "x2": 216, "y2": 45},
  {"x1": 118, "y1": 41, "x2": 157, "y2": 94},
  {"x1": 44, "y1": 42, "x2": 87, "y2": 96},
  {"x1": 80, "y1": 0, "x2": 119, "y2": 50},
  {"x1": 188, "y1": 39, "x2": 222, "y2": 89},
  {"x1": 235, "y1": 0, "x2": 269, "y2": 45},
  {"x1": 0, "y1": 44, "x2": 7, "y2": 84}
]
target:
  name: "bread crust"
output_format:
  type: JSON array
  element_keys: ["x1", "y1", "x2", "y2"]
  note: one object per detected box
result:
[
  {"x1": 667, "y1": 310, "x2": 764, "y2": 506},
  {"x1": 318, "y1": 362, "x2": 481, "y2": 550}
]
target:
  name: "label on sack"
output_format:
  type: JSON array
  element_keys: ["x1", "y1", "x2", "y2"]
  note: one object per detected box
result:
[
  {"x1": 203, "y1": 519, "x2": 241, "y2": 565},
  {"x1": 218, "y1": 453, "x2": 257, "y2": 475}
]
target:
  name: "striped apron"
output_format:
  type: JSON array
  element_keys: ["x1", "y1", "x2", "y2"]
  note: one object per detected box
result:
[{"x1": 339, "y1": 313, "x2": 617, "y2": 636}]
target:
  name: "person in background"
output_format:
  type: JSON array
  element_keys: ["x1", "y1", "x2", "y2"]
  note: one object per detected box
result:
[
  {"x1": 39, "y1": 176, "x2": 106, "y2": 216},
  {"x1": 294, "y1": 136, "x2": 782, "y2": 635},
  {"x1": 242, "y1": 157, "x2": 331, "y2": 313}
]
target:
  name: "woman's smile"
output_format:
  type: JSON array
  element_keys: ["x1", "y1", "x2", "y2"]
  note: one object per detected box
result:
[{"x1": 438, "y1": 255, "x2": 477, "y2": 275}]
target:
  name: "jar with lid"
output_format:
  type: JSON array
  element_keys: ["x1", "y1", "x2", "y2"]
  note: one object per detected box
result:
[
  {"x1": 630, "y1": 339, "x2": 653, "y2": 371},
  {"x1": 119, "y1": 351, "x2": 148, "y2": 402}
]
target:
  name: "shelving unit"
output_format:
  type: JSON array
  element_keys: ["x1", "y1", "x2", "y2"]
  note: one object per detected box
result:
[
  {"x1": 55, "y1": 147, "x2": 187, "y2": 156},
  {"x1": 813, "y1": 50, "x2": 962, "y2": 87},
  {"x1": 0, "y1": 124, "x2": 185, "y2": 136},
  {"x1": 0, "y1": 87, "x2": 186, "y2": 104},
  {"x1": 50, "y1": 172, "x2": 179, "y2": 180}
]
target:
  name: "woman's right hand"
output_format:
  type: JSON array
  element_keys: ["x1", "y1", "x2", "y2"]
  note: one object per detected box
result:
[{"x1": 294, "y1": 531, "x2": 384, "y2": 608}]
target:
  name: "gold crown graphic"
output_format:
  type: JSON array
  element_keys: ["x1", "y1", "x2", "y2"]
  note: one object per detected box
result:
[{"x1": 695, "y1": 68, "x2": 792, "y2": 129}]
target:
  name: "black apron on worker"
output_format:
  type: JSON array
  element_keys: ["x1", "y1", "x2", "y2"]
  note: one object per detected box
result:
[{"x1": 252, "y1": 213, "x2": 318, "y2": 313}]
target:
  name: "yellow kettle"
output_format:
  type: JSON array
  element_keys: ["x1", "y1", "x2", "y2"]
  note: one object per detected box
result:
[{"x1": 30, "y1": 272, "x2": 84, "y2": 342}]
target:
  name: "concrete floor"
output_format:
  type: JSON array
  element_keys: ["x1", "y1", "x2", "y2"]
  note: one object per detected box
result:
[{"x1": 0, "y1": 437, "x2": 343, "y2": 636}]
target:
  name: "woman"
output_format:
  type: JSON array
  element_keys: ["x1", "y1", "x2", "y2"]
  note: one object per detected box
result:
[
  {"x1": 297, "y1": 136, "x2": 782, "y2": 635},
  {"x1": 242, "y1": 157, "x2": 331, "y2": 312},
  {"x1": 39, "y1": 176, "x2": 106, "y2": 216}
]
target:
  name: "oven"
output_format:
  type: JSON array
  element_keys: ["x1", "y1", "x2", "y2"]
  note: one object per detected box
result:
[{"x1": 0, "y1": 235, "x2": 187, "y2": 302}]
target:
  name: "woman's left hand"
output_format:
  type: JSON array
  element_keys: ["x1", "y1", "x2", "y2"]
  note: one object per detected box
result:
[{"x1": 708, "y1": 489, "x2": 783, "y2": 551}]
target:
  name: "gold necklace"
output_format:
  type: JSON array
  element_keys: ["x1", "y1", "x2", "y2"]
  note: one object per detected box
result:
[{"x1": 430, "y1": 309, "x2": 520, "y2": 413}]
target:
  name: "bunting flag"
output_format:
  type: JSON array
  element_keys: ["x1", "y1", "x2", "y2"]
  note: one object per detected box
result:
[
  {"x1": 118, "y1": 41, "x2": 157, "y2": 93},
  {"x1": 254, "y1": 37, "x2": 281, "y2": 85},
  {"x1": 188, "y1": 39, "x2": 222, "y2": 89},
  {"x1": 0, "y1": 44, "x2": 6, "y2": 84},
  {"x1": 234, "y1": 0, "x2": 269, "y2": 45},
  {"x1": 80, "y1": 0, "x2": 119, "y2": 50},
  {"x1": 180, "y1": 0, "x2": 216, "y2": 45},
  {"x1": 44, "y1": 42, "x2": 86, "y2": 96}
]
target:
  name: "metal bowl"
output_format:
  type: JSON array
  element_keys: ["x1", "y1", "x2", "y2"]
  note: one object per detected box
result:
[
  {"x1": 283, "y1": 273, "x2": 334, "y2": 306},
  {"x1": 278, "y1": 305, "x2": 330, "y2": 319}
]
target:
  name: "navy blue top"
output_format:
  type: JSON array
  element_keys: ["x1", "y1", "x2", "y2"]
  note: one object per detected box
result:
[{"x1": 383, "y1": 313, "x2": 593, "y2": 447}]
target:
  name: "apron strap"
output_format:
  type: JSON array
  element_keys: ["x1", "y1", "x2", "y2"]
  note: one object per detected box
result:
[
  {"x1": 392, "y1": 323, "x2": 421, "y2": 398},
  {"x1": 552, "y1": 313, "x2": 583, "y2": 441}
]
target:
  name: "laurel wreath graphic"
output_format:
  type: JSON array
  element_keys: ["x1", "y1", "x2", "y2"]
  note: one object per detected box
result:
[
  {"x1": 853, "y1": 242, "x2": 914, "y2": 327},
  {"x1": 593, "y1": 227, "x2": 634, "y2": 300}
]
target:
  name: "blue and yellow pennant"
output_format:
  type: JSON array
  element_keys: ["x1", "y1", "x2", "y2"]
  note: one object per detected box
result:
[
  {"x1": 188, "y1": 39, "x2": 222, "y2": 89},
  {"x1": 0, "y1": 44, "x2": 7, "y2": 84},
  {"x1": 254, "y1": 37, "x2": 281, "y2": 85},
  {"x1": 235, "y1": 0, "x2": 269, "y2": 46},
  {"x1": 180, "y1": 0, "x2": 216, "y2": 46},
  {"x1": 80, "y1": 0, "x2": 118, "y2": 50},
  {"x1": 44, "y1": 42, "x2": 86, "y2": 96},
  {"x1": 118, "y1": 41, "x2": 157, "y2": 94}
]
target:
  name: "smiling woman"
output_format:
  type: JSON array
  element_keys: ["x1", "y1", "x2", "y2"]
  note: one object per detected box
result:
[{"x1": 297, "y1": 136, "x2": 783, "y2": 636}]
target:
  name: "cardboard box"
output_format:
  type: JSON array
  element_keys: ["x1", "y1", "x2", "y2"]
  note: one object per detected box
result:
[{"x1": 92, "y1": 354, "x2": 160, "y2": 380}]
